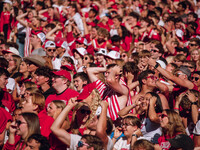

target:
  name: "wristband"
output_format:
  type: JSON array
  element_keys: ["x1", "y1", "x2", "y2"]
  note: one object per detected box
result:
[
  {"x1": 191, "y1": 101, "x2": 198, "y2": 105},
  {"x1": 154, "y1": 62, "x2": 160, "y2": 69},
  {"x1": 174, "y1": 107, "x2": 179, "y2": 110},
  {"x1": 132, "y1": 134, "x2": 138, "y2": 138}
]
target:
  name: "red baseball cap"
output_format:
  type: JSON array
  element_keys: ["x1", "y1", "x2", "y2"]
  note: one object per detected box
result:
[
  {"x1": 77, "y1": 82, "x2": 96, "y2": 101},
  {"x1": 60, "y1": 64, "x2": 76, "y2": 73},
  {"x1": 53, "y1": 70, "x2": 71, "y2": 82}
]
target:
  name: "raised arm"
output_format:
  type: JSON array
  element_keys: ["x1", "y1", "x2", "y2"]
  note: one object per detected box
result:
[
  {"x1": 96, "y1": 101, "x2": 109, "y2": 149},
  {"x1": 148, "y1": 58, "x2": 194, "y2": 89},
  {"x1": 106, "y1": 65, "x2": 129, "y2": 96},
  {"x1": 86, "y1": 66, "x2": 106, "y2": 83},
  {"x1": 50, "y1": 98, "x2": 77, "y2": 146},
  {"x1": 148, "y1": 96, "x2": 160, "y2": 123},
  {"x1": 46, "y1": 24, "x2": 63, "y2": 41},
  {"x1": 16, "y1": 12, "x2": 28, "y2": 27}
]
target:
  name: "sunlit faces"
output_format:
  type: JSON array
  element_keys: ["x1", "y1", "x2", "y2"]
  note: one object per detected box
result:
[
  {"x1": 83, "y1": 55, "x2": 92, "y2": 66},
  {"x1": 150, "y1": 48, "x2": 161, "y2": 59},
  {"x1": 0, "y1": 74, "x2": 8, "y2": 89},
  {"x1": 21, "y1": 96, "x2": 37, "y2": 113},
  {"x1": 174, "y1": 71, "x2": 187, "y2": 80},
  {"x1": 159, "y1": 111, "x2": 169, "y2": 128},
  {"x1": 35, "y1": 75, "x2": 48, "y2": 86},
  {"x1": 74, "y1": 51, "x2": 82, "y2": 59},
  {"x1": 122, "y1": 119, "x2": 138, "y2": 137},
  {"x1": 139, "y1": 56, "x2": 149, "y2": 66},
  {"x1": 96, "y1": 54, "x2": 104, "y2": 64},
  {"x1": 46, "y1": 47, "x2": 56, "y2": 57},
  {"x1": 15, "y1": 115, "x2": 28, "y2": 138},
  {"x1": 77, "y1": 138, "x2": 90, "y2": 150},
  {"x1": 189, "y1": 42, "x2": 199, "y2": 50},
  {"x1": 192, "y1": 73, "x2": 200, "y2": 87},
  {"x1": 74, "y1": 76, "x2": 87, "y2": 92},
  {"x1": 144, "y1": 73, "x2": 157, "y2": 87},
  {"x1": 27, "y1": 62, "x2": 38, "y2": 73},
  {"x1": 19, "y1": 61, "x2": 28, "y2": 73},
  {"x1": 191, "y1": 49, "x2": 200, "y2": 62},
  {"x1": 47, "y1": 102, "x2": 58, "y2": 118},
  {"x1": 120, "y1": 53, "x2": 129, "y2": 63},
  {"x1": 25, "y1": 139, "x2": 40, "y2": 150},
  {"x1": 139, "y1": 93, "x2": 151, "y2": 111}
]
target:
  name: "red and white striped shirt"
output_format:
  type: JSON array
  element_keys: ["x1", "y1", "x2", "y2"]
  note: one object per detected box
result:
[{"x1": 95, "y1": 79, "x2": 131, "y2": 120}]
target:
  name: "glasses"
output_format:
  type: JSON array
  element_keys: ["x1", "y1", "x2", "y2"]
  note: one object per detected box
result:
[
  {"x1": 84, "y1": 57, "x2": 88, "y2": 60},
  {"x1": 191, "y1": 77, "x2": 199, "y2": 81},
  {"x1": 189, "y1": 43, "x2": 197, "y2": 47},
  {"x1": 121, "y1": 55, "x2": 127, "y2": 58},
  {"x1": 121, "y1": 123, "x2": 133, "y2": 127},
  {"x1": 146, "y1": 75, "x2": 158, "y2": 80},
  {"x1": 182, "y1": 65, "x2": 194, "y2": 69},
  {"x1": 159, "y1": 114, "x2": 168, "y2": 119},
  {"x1": 175, "y1": 73, "x2": 185, "y2": 77},
  {"x1": 47, "y1": 49, "x2": 56, "y2": 52},
  {"x1": 16, "y1": 120, "x2": 27, "y2": 126},
  {"x1": 151, "y1": 49, "x2": 159, "y2": 53},
  {"x1": 77, "y1": 141, "x2": 89, "y2": 148},
  {"x1": 80, "y1": 109, "x2": 91, "y2": 115}
]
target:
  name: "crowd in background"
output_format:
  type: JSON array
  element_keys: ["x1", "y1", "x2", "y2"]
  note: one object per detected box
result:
[{"x1": 0, "y1": 0, "x2": 200, "y2": 149}]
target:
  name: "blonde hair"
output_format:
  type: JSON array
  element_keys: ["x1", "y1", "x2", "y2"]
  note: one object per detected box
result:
[
  {"x1": 51, "y1": 100, "x2": 66, "y2": 110},
  {"x1": 31, "y1": 93, "x2": 45, "y2": 112},
  {"x1": 163, "y1": 110, "x2": 186, "y2": 137},
  {"x1": 10, "y1": 55, "x2": 22, "y2": 77}
]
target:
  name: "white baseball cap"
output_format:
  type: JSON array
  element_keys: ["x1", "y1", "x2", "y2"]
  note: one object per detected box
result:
[
  {"x1": 74, "y1": 47, "x2": 87, "y2": 56},
  {"x1": 36, "y1": 32, "x2": 46, "y2": 43},
  {"x1": 45, "y1": 41, "x2": 56, "y2": 48},
  {"x1": 106, "y1": 51, "x2": 120, "y2": 59},
  {"x1": 3, "y1": 47, "x2": 19, "y2": 56},
  {"x1": 96, "y1": 48, "x2": 107, "y2": 55},
  {"x1": 4, "y1": 0, "x2": 12, "y2": 5}
]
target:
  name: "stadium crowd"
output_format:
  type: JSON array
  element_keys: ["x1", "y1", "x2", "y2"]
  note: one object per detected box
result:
[{"x1": 0, "y1": 0, "x2": 200, "y2": 149}]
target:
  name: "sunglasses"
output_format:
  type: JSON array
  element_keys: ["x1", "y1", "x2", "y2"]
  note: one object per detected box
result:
[
  {"x1": 189, "y1": 43, "x2": 197, "y2": 47},
  {"x1": 47, "y1": 49, "x2": 56, "y2": 52},
  {"x1": 77, "y1": 141, "x2": 89, "y2": 148},
  {"x1": 16, "y1": 120, "x2": 27, "y2": 126},
  {"x1": 191, "y1": 77, "x2": 199, "y2": 81},
  {"x1": 146, "y1": 75, "x2": 158, "y2": 80},
  {"x1": 159, "y1": 114, "x2": 168, "y2": 119},
  {"x1": 121, "y1": 55, "x2": 127, "y2": 58},
  {"x1": 182, "y1": 65, "x2": 194, "y2": 69},
  {"x1": 175, "y1": 72, "x2": 185, "y2": 77},
  {"x1": 151, "y1": 49, "x2": 159, "y2": 53},
  {"x1": 121, "y1": 123, "x2": 133, "y2": 127},
  {"x1": 80, "y1": 109, "x2": 91, "y2": 115},
  {"x1": 84, "y1": 57, "x2": 88, "y2": 60}
]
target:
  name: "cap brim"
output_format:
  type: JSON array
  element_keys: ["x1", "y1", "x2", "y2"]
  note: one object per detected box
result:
[{"x1": 24, "y1": 57, "x2": 44, "y2": 67}]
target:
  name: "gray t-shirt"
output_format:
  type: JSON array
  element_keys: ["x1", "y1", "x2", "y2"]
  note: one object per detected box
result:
[{"x1": 32, "y1": 47, "x2": 46, "y2": 56}]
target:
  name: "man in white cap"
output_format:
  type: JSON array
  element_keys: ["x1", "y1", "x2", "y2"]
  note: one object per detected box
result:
[
  {"x1": 30, "y1": 32, "x2": 46, "y2": 56},
  {"x1": 96, "y1": 48, "x2": 107, "y2": 67},
  {"x1": 105, "y1": 51, "x2": 120, "y2": 65},
  {"x1": 2, "y1": 47, "x2": 20, "y2": 61}
]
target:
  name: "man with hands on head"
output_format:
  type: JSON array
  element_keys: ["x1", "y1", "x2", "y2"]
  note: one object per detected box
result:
[{"x1": 87, "y1": 64, "x2": 130, "y2": 120}]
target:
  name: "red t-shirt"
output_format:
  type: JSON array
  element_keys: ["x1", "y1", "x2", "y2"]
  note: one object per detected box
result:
[{"x1": 38, "y1": 110, "x2": 54, "y2": 139}]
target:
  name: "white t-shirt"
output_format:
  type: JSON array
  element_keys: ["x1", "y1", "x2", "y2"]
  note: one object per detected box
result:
[
  {"x1": 69, "y1": 134, "x2": 113, "y2": 150},
  {"x1": 114, "y1": 136, "x2": 130, "y2": 150},
  {"x1": 193, "y1": 119, "x2": 200, "y2": 135},
  {"x1": 138, "y1": 117, "x2": 162, "y2": 143}
]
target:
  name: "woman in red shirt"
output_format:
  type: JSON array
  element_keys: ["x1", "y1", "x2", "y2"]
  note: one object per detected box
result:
[
  {"x1": 158, "y1": 109, "x2": 187, "y2": 150},
  {"x1": 0, "y1": 1, "x2": 12, "y2": 41}
]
